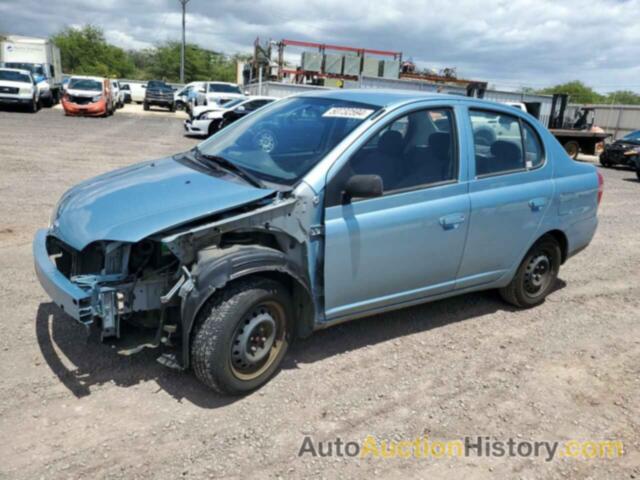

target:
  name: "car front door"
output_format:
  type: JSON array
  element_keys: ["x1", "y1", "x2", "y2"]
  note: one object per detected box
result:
[
  {"x1": 323, "y1": 105, "x2": 471, "y2": 321},
  {"x1": 455, "y1": 108, "x2": 553, "y2": 289}
]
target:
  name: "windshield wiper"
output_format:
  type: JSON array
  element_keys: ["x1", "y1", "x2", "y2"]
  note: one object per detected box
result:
[{"x1": 193, "y1": 147, "x2": 264, "y2": 188}]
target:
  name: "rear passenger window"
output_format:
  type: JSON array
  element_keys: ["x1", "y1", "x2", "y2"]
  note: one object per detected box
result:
[
  {"x1": 522, "y1": 122, "x2": 544, "y2": 168},
  {"x1": 470, "y1": 110, "x2": 525, "y2": 176}
]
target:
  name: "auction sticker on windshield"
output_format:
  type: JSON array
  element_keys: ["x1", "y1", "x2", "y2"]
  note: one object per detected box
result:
[{"x1": 322, "y1": 107, "x2": 374, "y2": 119}]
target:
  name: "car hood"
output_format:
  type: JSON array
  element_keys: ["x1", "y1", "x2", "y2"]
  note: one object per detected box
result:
[
  {"x1": 51, "y1": 156, "x2": 275, "y2": 251},
  {"x1": 0, "y1": 80, "x2": 31, "y2": 89},
  {"x1": 66, "y1": 88, "x2": 101, "y2": 97}
]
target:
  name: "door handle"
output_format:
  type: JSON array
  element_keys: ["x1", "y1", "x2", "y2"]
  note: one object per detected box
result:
[
  {"x1": 440, "y1": 213, "x2": 466, "y2": 230},
  {"x1": 528, "y1": 197, "x2": 548, "y2": 212}
]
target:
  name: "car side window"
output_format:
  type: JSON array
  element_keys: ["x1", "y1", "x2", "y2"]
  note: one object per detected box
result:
[
  {"x1": 470, "y1": 110, "x2": 525, "y2": 176},
  {"x1": 326, "y1": 108, "x2": 457, "y2": 206},
  {"x1": 522, "y1": 121, "x2": 544, "y2": 168}
]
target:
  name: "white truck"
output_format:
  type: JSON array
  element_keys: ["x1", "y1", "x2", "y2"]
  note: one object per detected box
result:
[{"x1": 0, "y1": 34, "x2": 63, "y2": 107}]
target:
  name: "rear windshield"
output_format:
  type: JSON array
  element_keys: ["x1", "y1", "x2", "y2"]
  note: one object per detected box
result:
[
  {"x1": 0, "y1": 70, "x2": 31, "y2": 83},
  {"x1": 208, "y1": 84, "x2": 241, "y2": 94},
  {"x1": 68, "y1": 78, "x2": 102, "y2": 91}
]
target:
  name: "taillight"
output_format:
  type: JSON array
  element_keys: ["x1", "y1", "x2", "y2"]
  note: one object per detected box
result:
[{"x1": 597, "y1": 171, "x2": 604, "y2": 205}]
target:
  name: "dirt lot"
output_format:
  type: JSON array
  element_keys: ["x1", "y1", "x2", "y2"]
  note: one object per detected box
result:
[{"x1": 0, "y1": 107, "x2": 638, "y2": 479}]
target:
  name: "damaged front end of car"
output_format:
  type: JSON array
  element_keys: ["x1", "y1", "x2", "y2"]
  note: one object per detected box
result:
[{"x1": 34, "y1": 182, "x2": 321, "y2": 370}]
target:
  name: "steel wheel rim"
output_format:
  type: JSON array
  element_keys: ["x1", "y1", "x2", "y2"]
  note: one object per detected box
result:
[
  {"x1": 523, "y1": 252, "x2": 553, "y2": 297},
  {"x1": 229, "y1": 300, "x2": 285, "y2": 381}
]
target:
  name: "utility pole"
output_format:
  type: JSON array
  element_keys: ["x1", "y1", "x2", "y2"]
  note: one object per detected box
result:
[{"x1": 179, "y1": 0, "x2": 190, "y2": 83}]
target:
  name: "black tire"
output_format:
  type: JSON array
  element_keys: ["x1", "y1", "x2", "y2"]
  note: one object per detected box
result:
[
  {"x1": 564, "y1": 141, "x2": 580, "y2": 159},
  {"x1": 207, "y1": 119, "x2": 221, "y2": 137},
  {"x1": 599, "y1": 154, "x2": 611, "y2": 168},
  {"x1": 191, "y1": 277, "x2": 292, "y2": 395},
  {"x1": 169, "y1": 103, "x2": 176, "y2": 112},
  {"x1": 28, "y1": 95, "x2": 38, "y2": 113},
  {"x1": 636, "y1": 168, "x2": 640, "y2": 181},
  {"x1": 499, "y1": 235, "x2": 561, "y2": 308},
  {"x1": 143, "y1": 102, "x2": 149, "y2": 111},
  {"x1": 176, "y1": 100, "x2": 185, "y2": 111}
]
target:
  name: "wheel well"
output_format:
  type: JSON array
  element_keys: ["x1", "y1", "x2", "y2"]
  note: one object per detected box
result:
[
  {"x1": 544, "y1": 229, "x2": 568, "y2": 264},
  {"x1": 243, "y1": 271, "x2": 316, "y2": 339}
]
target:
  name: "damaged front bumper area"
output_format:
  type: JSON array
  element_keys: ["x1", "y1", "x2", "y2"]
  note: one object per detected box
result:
[
  {"x1": 34, "y1": 229, "x2": 95, "y2": 324},
  {"x1": 33, "y1": 229, "x2": 186, "y2": 342}
]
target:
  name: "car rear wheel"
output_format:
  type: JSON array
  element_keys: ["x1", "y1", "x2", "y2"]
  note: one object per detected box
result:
[
  {"x1": 191, "y1": 277, "x2": 292, "y2": 395},
  {"x1": 143, "y1": 102, "x2": 149, "y2": 111},
  {"x1": 499, "y1": 235, "x2": 561, "y2": 308},
  {"x1": 636, "y1": 168, "x2": 640, "y2": 181}
]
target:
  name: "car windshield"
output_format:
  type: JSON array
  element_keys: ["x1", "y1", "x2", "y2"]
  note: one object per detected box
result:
[
  {"x1": 4, "y1": 62, "x2": 45, "y2": 77},
  {"x1": 197, "y1": 96, "x2": 380, "y2": 186},
  {"x1": 0, "y1": 70, "x2": 31, "y2": 83},
  {"x1": 208, "y1": 84, "x2": 242, "y2": 94},
  {"x1": 68, "y1": 78, "x2": 102, "y2": 91},
  {"x1": 223, "y1": 98, "x2": 245, "y2": 109},
  {"x1": 148, "y1": 80, "x2": 171, "y2": 90},
  {"x1": 622, "y1": 131, "x2": 640, "y2": 142}
]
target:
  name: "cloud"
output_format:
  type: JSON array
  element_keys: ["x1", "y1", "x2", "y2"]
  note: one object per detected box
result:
[{"x1": 0, "y1": 0, "x2": 639, "y2": 92}]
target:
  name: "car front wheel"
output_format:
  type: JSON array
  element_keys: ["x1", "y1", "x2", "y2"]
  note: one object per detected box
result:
[
  {"x1": 191, "y1": 277, "x2": 292, "y2": 395},
  {"x1": 499, "y1": 235, "x2": 561, "y2": 308}
]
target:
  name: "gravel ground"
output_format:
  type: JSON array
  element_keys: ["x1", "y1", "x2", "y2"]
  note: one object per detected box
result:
[{"x1": 0, "y1": 107, "x2": 638, "y2": 480}]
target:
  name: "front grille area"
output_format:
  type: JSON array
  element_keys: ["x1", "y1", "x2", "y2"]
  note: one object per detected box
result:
[
  {"x1": 0, "y1": 86, "x2": 19, "y2": 94},
  {"x1": 69, "y1": 95, "x2": 94, "y2": 105}
]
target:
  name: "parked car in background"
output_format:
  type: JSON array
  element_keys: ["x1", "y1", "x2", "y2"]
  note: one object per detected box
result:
[
  {"x1": 34, "y1": 90, "x2": 602, "y2": 395},
  {"x1": 0, "y1": 34, "x2": 63, "y2": 107},
  {"x1": 143, "y1": 80, "x2": 175, "y2": 112},
  {"x1": 62, "y1": 76, "x2": 113, "y2": 117},
  {"x1": 129, "y1": 82, "x2": 147, "y2": 103},
  {"x1": 184, "y1": 96, "x2": 275, "y2": 137},
  {"x1": 0, "y1": 67, "x2": 39, "y2": 112},
  {"x1": 174, "y1": 81, "x2": 205, "y2": 110},
  {"x1": 111, "y1": 80, "x2": 124, "y2": 109},
  {"x1": 194, "y1": 81, "x2": 245, "y2": 108},
  {"x1": 600, "y1": 130, "x2": 640, "y2": 169},
  {"x1": 120, "y1": 83, "x2": 132, "y2": 103}
]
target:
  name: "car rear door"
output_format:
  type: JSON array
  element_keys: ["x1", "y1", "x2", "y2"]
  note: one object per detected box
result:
[
  {"x1": 323, "y1": 104, "x2": 471, "y2": 321},
  {"x1": 455, "y1": 107, "x2": 553, "y2": 289}
]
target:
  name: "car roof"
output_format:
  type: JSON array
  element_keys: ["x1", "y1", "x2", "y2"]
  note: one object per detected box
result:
[
  {"x1": 0, "y1": 67, "x2": 32, "y2": 76},
  {"x1": 297, "y1": 88, "x2": 527, "y2": 113},
  {"x1": 244, "y1": 96, "x2": 276, "y2": 101},
  {"x1": 208, "y1": 81, "x2": 239, "y2": 86},
  {"x1": 69, "y1": 75, "x2": 105, "y2": 82}
]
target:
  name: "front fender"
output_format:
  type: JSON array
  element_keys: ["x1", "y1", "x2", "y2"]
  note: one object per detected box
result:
[{"x1": 179, "y1": 244, "x2": 312, "y2": 369}]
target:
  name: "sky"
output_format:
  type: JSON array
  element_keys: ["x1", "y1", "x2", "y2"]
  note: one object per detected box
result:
[{"x1": 1, "y1": 0, "x2": 639, "y2": 93}]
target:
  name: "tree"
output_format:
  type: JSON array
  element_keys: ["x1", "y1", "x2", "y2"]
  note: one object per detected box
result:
[
  {"x1": 538, "y1": 81, "x2": 605, "y2": 104},
  {"x1": 51, "y1": 25, "x2": 135, "y2": 78},
  {"x1": 145, "y1": 41, "x2": 237, "y2": 83},
  {"x1": 605, "y1": 90, "x2": 640, "y2": 105}
]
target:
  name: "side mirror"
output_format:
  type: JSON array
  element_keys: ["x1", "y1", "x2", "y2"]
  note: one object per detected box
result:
[
  {"x1": 342, "y1": 174, "x2": 383, "y2": 203},
  {"x1": 198, "y1": 87, "x2": 206, "y2": 93},
  {"x1": 235, "y1": 105, "x2": 246, "y2": 113}
]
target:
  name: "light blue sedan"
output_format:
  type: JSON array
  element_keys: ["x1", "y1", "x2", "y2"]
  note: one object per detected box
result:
[{"x1": 33, "y1": 89, "x2": 603, "y2": 394}]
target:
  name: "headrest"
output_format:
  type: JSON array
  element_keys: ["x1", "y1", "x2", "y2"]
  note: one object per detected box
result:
[{"x1": 378, "y1": 130, "x2": 403, "y2": 155}]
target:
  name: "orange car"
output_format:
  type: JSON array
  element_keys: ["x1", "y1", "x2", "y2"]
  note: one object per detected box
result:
[{"x1": 62, "y1": 76, "x2": 114, "y2": 117}]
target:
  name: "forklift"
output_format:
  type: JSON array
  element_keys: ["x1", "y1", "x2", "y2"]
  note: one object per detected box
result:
[{"x1": 547, "y1": 93, "x2": 609, "y2": 159}]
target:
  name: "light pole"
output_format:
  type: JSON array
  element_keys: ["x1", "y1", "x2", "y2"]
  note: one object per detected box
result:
[{"x1": 179, "y1": 0, "x2": 190, "y2": 83}]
